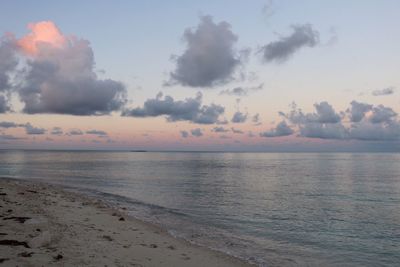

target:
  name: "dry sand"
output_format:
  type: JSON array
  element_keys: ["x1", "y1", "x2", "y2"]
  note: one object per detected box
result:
[{"x1": 0, "y1": 178, "x2": 252, "y2": 267}]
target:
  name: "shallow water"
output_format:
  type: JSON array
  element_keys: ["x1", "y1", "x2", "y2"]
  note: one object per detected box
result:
[{"x1": 0, "y1": 150, "x2": 399, "y2": 266}]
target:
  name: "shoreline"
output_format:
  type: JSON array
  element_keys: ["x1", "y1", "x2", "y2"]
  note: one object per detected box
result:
[{"x1": 0, "y1": 178, "x2": 253, "y2": 266}]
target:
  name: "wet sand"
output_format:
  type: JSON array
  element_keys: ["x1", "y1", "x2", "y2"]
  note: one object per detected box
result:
[{"x1": 0, "y1": 178, "x2": 252, "y2": 266}]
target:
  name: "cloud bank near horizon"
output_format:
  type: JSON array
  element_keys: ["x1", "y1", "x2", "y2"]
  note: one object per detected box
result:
[{"x1": 265, "y1": 101, "x2": 400, "y2": 141}]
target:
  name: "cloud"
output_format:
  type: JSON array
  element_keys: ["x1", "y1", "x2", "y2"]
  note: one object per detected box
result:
[
  {"x1": 252, "y1": 113, "x2": 261, "y2": 125},
  {"x1": 260, "y1": 120, "x2": 294, "y2": 137},
  {"x1": 86, "y1": 130, "x2": 107, "y2": 136},
  {"x1": 262, "y1": 0, "x2": 276, "y2": 19},
  {"x1": 369, "y1": 105, "x2": 397, "y2": 124},
  {"x1": 259, "y1": 24, "x2": 319, "y2": 63},
  {"x1": 0, "y1": 35, "x2": 18, "y2": 112},
  {"x1": 248, "y1": 131, "x2": 256, "y2": 138},
  {"x1": 24, "y1": 123, "x2": 46, "y2": 135},
  {"x1": 299, "y1": 122, "x2": 348, "y2": 139},
  {"x1": 312, "y1": 102, "x2": 341, "y2": 123},
  {"x1": 347, "y1": 101, "x2": 372, "y2": 122},
  {"x1": 122, "y1": 92, "x2": 225, "y2": 124},
  {"x1": 231, "y1": 127, "x2": 244, "y2": 134},
  {"x1": 0, "y1": 121, "x2": 47, "y2": 136},
  {"x1": 168, "y1": 16, "x2": 242, "y2": 87},
  {"x1": 180, "y1": 130, "x2": 189, "y2": 138},
  {"x1": 372, "y1": 87, "x2": 395, "y2": 96},
  {"x1": 212, "y1": 126, "x2": 229, "y2": 133},
  {"x1": 51, "y1": 127, "x2": 63, "y2": 135},
  {"x1": 219, "y1": 83, "x2": 264, "y2": 96},
  {"x1": 231, "y1": 111, "x2": 247, "y2": 123},
  {"x1": 281, "y1": 101, "x2": 400, "y2": 141},
  {"x1": 0, "y1": 134, "x2": 25, "y2": 140},
  {"x1": 67, "y1": 129, "x2": 83, "y2": 135},
  {"x1": 0, "y1": 96, "x2": 10, "y2": 113},
  {"x1": 0, "y1": 36, "x2": 17, "y2": 91},
  {"x1": 0, "y1": 121, "x2": 24, "y2": 128},
  {"x1": 190, "y1": 128, "x2": 203, "y2": 137},
  {"x1": 283, "y1": 101, "x2": 341, "y2": 124},
  {"x1": 350, "y1": 121, "x2": 400, "y2": 141},
  {"x1": 14, "y1": 21, "x2": 126, "y2": 115},
  {"x1": 220, "y1": 87, "x2": 247, "y2": 96}
]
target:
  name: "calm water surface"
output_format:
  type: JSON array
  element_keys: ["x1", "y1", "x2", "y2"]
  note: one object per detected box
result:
[{"x1": 0, "y1": 151, "x2": 399, "y2": 266}]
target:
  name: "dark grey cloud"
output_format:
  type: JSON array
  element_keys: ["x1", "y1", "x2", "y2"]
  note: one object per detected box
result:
[
  {"x1": 122, "y1": 92, "x2": 225, "y2": 124},
  {"x1": 259, "y1": 24, "x2": 319, "y2": 63},
  {"x1": 219, "y1": 83, "x2": 264, "y2": 97},
  {"x1": 0, "y1": 134, "x2": 25, "y2": 140},
  {"x1": 0, "y1": 121, "x2": 47, "y2": 136},
  {"x1": 0, "y1": 121, "x2": 24, "y2": 128},
  {"x1": 0, "y1": 96, "x2": 10, "y2": 113},
  {"x1": 347, "y1": 101, "x2": 373, "y2": 122},
  {"x1": 68, "y1": 129, "x2": 83, "y2": 135},
  {"x1": 231, "y1": 111, "x2": 247, "y2": 123},
  {"x1": 86, "y1": 130, "x2": 108, "y2": 136},
  {"x1": 0, "y1": 36, "x2": 17, "y2": 112},
  {"x1": 19, "y1": 64, "x2": 127, "y2": 115},
  {"x1": 220, "y1": 87, "x2": 247, "y2": 96},
  {"x1": 372, "y1": 87, "x2": 395, "y2": 96},
  {"x1": 14, "y1": 24, "x2": 126, "y2": 115},
  {"x1": 190, "y1": 128, "x2": 203, "y2": 137},
  {"x1": 212, "y1": 126, "x2": 229, "y2": 133},
  {"x1": 252, "y1": 113, "x2": 261, "y2": 125},
  {"x1": 51, "y1": 127, "x2": 63, "y2": 135},
  {"x1": 0, "y1": 38, "x2": 17, "y2": 91},
  {"x1": 0, "y1": 24, "x2": 127, "y2": 115},
  {"x1": 260, "y1": 121, "x2": 294, "y2": 137},
  {"x1": 168, "y1": 16, "x2": 242, "y2": 87},
  {"x1": 24, "y1": 123, "x2": 46, "y2": 135},
  {"x1": 180, "y1": 130, "x2": 189, "y2": 138},
  {"x1": 231, "y1": 127, "x2": 244, "y2": 134}
]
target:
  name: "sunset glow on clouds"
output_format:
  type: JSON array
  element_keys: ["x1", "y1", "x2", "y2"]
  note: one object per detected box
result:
[
  {"x1": 17, "y1": 21, "x2": 66, "y2": 56},
  {"x1": 0, "y1": 1, "x2": 399, "y2": 151}
]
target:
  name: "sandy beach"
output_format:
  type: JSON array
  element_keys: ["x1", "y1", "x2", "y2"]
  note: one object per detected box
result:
[{"x1": 0, "y1": 178, "x2": 251, "y2": 267}]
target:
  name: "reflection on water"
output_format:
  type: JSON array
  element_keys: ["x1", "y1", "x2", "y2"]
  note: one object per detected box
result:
[{"x1": 0, "y1": 150, "x2": 399, "y2": 266}]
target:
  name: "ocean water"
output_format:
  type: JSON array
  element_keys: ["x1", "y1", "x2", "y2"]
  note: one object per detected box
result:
[{"x1": 0, "y1": 150, "x2": 399, "y2": 266}]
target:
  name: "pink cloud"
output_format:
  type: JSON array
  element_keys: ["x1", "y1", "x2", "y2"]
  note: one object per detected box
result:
[{"x1": 17, "y1": 21, "x2": 67, "y2": 56}]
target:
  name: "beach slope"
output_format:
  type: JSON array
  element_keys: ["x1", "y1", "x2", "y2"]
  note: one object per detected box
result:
[{"x1": 0, "y1": 179, "x2": 250, "y2": 267}]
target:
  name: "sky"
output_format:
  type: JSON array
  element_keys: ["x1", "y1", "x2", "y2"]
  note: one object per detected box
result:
[{"x1": 0, "y1": 0, "x2": 400, "y2": 151}]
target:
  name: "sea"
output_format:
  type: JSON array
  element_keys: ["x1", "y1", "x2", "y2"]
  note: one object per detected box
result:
[{"x1": 0, "y1": 150, "x2": 399, "y2": 266}]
